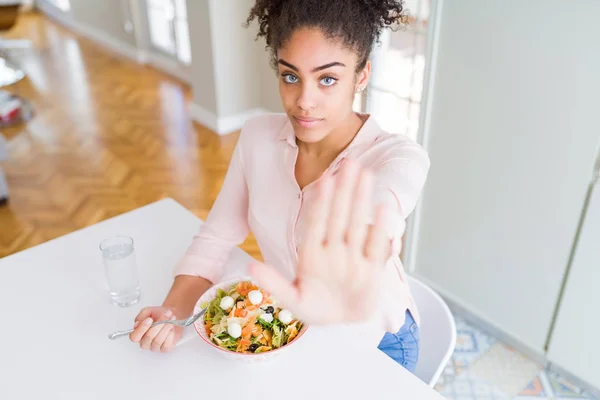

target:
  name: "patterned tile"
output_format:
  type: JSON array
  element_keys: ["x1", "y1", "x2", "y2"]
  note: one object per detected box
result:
[
  {"x1": 435, "y1": 316, "x2": 498, "y2": 389},
  {"x1": 517, "y1": 372, "x2": 548, "y2": 397},
  {"x1": 435, "y1": 358, "x2": 464, "y2": 390},
  {"x1": 433, "y1": 315, "x2": 598, "y2": 400},
  {"x1": 453, "y1": 316, "x2": 497, "y2": 367},
  {"x1": 543, "y1": 370, "x2": 598, "y2": 400},
  {"x1": 468, "y1": 342, "x2": 540, "y2": 397},
  {"x1": 438, "y1": 368, "x2": 511, "y2": 400}
]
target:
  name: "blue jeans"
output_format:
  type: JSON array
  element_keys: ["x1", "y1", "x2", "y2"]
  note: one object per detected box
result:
[{"x1": 377, "y1": 310, "x2": 420, "y2": 372}]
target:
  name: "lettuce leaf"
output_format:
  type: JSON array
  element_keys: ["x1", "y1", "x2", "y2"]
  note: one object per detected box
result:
[
  {"x1": 272, "y1": 324, "x2": 283, "y2": 348},
  {"x1": 257, "y1": 317, "x2": 273, "y2": 330},
  {"x1": 211, "y1": 307, "x2": 225, "y2": 325}
]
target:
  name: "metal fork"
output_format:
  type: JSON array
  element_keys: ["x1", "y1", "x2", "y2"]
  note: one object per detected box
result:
[{"x1": 108, "y1": 307, "x2": 207, "y2": 340}]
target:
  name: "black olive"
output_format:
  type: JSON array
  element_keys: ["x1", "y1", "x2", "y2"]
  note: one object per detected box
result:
[
  {"x1": 265, "y1": 306, "x2": 275, "y2": 314},
  {"x1": 248, "y1": 343, "x2": 259, "y2": 352}
]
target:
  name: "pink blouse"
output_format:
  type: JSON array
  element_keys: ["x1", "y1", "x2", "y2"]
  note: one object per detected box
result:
[{"x1": 174, "y1": 113, "x2": 430, "y2": 346}]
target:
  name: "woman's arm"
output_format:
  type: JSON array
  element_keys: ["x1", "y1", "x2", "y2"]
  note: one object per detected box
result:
[
  {"x1": 129, "y1": 131, "x2": 252, "y2": 352},
  {"x1": 331, "y1": 144, "x2": 431, "y2": 348},
  {"x1": 173, "y1": 133, "x2": 251, "y2": 284},
  {"x1": 372, "y1": 142, "x2": 431, "y2": 257}
]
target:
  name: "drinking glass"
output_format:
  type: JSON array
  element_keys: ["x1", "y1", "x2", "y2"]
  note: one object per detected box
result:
[{"x1": 100, "y1": 236, "x2": 141, "y2": 307}]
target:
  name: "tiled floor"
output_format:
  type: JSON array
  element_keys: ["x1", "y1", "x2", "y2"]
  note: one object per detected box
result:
[{"x1": 436, "y1": 316, "x2": 598, "y2": 400}]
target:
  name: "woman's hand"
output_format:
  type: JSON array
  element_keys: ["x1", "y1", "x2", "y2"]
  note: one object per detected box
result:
[
  {"x1": 129, "y1": 306, "x2": 183, "y2": 352},
  {"x1": 249, "y1": 160, "x2": 389, "y2": 325},
  {"x1": 128, "y1": 276, "x2": 212, "y2": 352}
]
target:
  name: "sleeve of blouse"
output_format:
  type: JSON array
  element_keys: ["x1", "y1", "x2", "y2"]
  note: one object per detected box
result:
[
  {"x1": 352, "y1": 141, "x2": 430, "y2": 347},
  {"x1": 372, "y1": 141, "x2": 431, "y2": 256},
  {"x1": 172, "y1": 128, "x2": 251, "y2": 284}
]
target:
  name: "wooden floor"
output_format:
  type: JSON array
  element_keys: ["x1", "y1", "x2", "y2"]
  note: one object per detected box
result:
[{"x1": 0, "y1": 13, "x2": 261, "y2": 260}]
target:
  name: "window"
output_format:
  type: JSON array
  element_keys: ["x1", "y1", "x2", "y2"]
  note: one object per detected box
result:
[
  {"x1": 367, "y1": 0, "x2": 430, "y2": 139},
  {"x1": 46, "y1": 0, "x2": 70, "y2": 12},
  {"x1": 145, "y1": 0, "x2": 191, "y2": 64}
]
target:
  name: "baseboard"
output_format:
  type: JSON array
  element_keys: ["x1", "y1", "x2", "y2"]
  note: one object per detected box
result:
[
  {"x1": 188, "y1": 103, "x2": 219, "y2": 133},
  {"x1": 412, "y1": 272, "x2": 548, "y2": 366},
  {"x1": 37, "y1": 1, "x2": 146, "y2": 64},
  {"x1": 188, "y1": 103, "x2": 269, "y2": 135},
  {"x1": 547, "y1": 362, "x2": 600, "y2": 397},
  {"x1": 217, "y1": 108, "x2": 270, "y2": 135}
]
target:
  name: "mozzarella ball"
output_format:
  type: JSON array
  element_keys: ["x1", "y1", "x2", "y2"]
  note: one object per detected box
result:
[
  {"x1": 227, "y1": 322, "x2": 242, "y2": 339},
  {"x1": 248, "y1": 290, "x2": 263, "y2": 305},
  {"x1": 278, "y1": 309, "x2": 293, "y2": 324},
  {"x1": 219, "y1": 296, "x2": 234, "y2": 310},
  {"x1": 259, "y1": 313, "x2": 274, "y2": 323}
]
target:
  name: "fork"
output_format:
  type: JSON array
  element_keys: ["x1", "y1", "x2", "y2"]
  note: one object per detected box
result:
[{"x1": 108, "y1": 307, "x2": 207, "y2": 340}]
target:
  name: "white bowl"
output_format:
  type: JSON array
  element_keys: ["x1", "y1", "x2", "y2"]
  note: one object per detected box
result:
[{"x1": 193, "y1": 276, "x2": 308, "y2": 363}]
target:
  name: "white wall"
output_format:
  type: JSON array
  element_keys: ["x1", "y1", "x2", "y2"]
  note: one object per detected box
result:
[
  {"x1": 257, "y1": 40, "x2": 284, "y2": 113},
  {"x1": 36, "y1": 0, "x2": 145, "y2": 64},
  {"x1": 69, "y1": 0, "x2": 135, "y2": 46},
  {"x1": 37, "y1": 0, "x2": 135, "y2": 46},
  {"x1": 411, "y1": 0, "x2": 600, "y2": 355},
  {"x1": 208, "y1": 0, "x2": 261, "y2": 118},
  {"x1": 188, "y1": 0, "x2": 281, "y2": 134},
  {"x1": 187, "y1": 0, "x2": 218, "y2": 115}
]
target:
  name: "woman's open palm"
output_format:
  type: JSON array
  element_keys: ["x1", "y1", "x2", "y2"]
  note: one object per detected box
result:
[{"x1": 249, "y1": 160, "x2": 389, "y2": 325}]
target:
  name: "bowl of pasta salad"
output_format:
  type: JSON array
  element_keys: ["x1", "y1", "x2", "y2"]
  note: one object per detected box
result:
[{"x1": 193, "y1": 277, "x2": 307, "y2": 362}]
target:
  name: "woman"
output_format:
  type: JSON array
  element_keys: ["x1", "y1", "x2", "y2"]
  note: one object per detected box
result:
[{"x1": 129, "y1": 0, "x2": 430, "y2": 372}]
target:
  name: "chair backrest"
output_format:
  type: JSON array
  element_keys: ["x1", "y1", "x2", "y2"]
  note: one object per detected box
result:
[
  {"x1": 0, "y1": 5, "x2": 20, "y2": 32},
  {"x1": 408, "y1": 275, "x2": 457, "y2": 387}
]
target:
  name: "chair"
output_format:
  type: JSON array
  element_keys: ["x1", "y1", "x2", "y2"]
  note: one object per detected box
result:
[{"x1": 408, "y1": 275, "x2": 457, "y2": 387}]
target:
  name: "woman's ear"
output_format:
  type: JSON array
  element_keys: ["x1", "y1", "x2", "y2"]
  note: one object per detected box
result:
[{"x1": 355, "y1": 60, "x2": 371, "y2": 93}]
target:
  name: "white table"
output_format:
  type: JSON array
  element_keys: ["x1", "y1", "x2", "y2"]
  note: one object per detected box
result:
[{"x1": 0, "y1": 198, "x2": 443, "y2": 399}]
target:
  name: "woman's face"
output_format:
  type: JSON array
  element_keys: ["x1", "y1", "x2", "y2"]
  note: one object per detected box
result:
[{"x1": 277, "y1": 27, "x2": 370, "y2": 143}]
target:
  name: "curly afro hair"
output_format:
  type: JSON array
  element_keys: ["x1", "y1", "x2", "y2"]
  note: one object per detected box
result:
[{"x1": 246, "y1": 0, "x2": 409, "y2": 73}]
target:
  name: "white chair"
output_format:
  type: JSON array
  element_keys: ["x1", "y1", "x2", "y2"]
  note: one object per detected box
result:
[{"x1": 408, "y1": 275, "x2": 457, "y2": 387}]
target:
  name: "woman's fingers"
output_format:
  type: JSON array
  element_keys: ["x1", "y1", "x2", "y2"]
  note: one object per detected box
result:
[
  {"x1": 304, "y1": 173, "x2": 335, "y2": 249},
  {"x1": 327, "y1": 161, "x2": 360, "y2": 241},
  {"x1": 129, "y1": 307, "x2": 152, "y2": 343},
  {"x1": 128, "y1": 307, "x2": 181, "y2": 352},
  {"x1": 249, "y1": 261, "x2": 299, "y2": 310},
  {"x1": 346, "y1": 168, "x2": 374, "y2": 250},
  {"x1": 151, "y1": 316, "x2": 175, "y2": 352},
  {"x1": 129, "y1": 315, "x2": 154, "y2": 343},
  {"x1": 161, "y1": 331, "x2": 176, "y2": 353},
  {"x1": 364, "y1": 204, "x2": 390, "y2": 265},
  {"x1": 139, "y1": 310, "x2": 173, "y2": 350}
]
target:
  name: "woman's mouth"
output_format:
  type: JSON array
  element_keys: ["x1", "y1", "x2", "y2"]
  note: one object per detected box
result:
[{"x1": 294, "y1": 116, "x2": 324, "y2": 128}]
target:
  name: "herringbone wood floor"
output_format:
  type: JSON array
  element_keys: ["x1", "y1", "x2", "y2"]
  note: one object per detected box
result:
[{"x1": 0, "y1": 12, "x2": 261, "y2": 260}]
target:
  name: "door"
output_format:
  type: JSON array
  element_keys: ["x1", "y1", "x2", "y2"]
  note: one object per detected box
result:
[
  {"x1": 547, "y1": 177, "x2": 600, "y2": 389},
  {"x1": 408, "y1": 0, "x2": 600, "y2": 353}
]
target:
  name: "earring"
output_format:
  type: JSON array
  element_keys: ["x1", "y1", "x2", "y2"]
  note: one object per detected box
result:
[{"x1": 356, "y1": 86, "x2": 365, "y2": 93}]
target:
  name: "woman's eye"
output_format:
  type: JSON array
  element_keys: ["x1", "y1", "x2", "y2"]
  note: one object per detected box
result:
[
  {"x1": 283, "y1": 74, "x2": 299, "y2": 84},
  {"x1": 320, "y1": 77, "x2": 337, "y2": 87}
]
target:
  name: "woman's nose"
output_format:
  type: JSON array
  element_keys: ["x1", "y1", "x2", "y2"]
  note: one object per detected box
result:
[{"x1": 296, "y1": 85, "x2": 317, "y2": 111}]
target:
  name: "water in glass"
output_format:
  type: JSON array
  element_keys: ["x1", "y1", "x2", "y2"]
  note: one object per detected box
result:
[{"x1": 101, "y1": 236, "x2": 141, "y2": 307}]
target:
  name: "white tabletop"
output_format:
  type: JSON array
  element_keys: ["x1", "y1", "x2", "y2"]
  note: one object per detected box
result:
[{"x1": 0, "y1": 198, "x2": 443, "y2": 399}]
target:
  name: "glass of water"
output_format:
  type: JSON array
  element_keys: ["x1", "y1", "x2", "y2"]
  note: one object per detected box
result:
[{"x1": 100, "y1": 236, "x2": 141, "y2": 307}]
